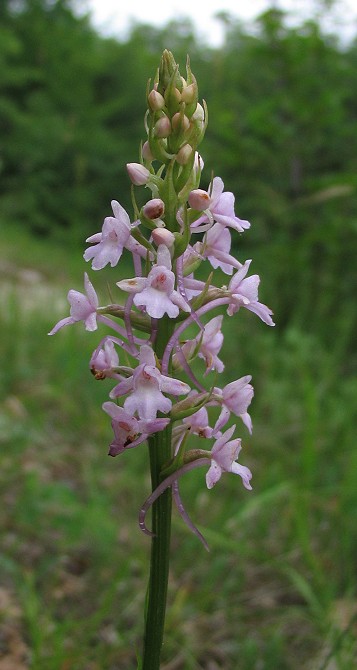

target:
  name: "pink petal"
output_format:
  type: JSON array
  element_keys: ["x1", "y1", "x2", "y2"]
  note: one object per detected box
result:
[
  {"x1": 245, "y1": 302, "x2": 275, "y2": 326},
  {"x1": 230, "y1": 463, "x2": 253, "y2": 490},
  {"x1": 48, "y1": 316, "x2": 75, "y2": 335},
  {"x1": 206, "y1": 462, "x2": 222, "y2": 489}
]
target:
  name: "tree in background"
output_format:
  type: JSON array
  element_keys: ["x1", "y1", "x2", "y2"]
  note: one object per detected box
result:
[{"x1": 1, "y1": 0, "x2": 356, "y2": 351}]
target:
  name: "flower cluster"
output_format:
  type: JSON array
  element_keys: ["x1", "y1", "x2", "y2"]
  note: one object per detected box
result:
[{"x1": 49, "y1": 51, "x2": 274, "y2": 548}]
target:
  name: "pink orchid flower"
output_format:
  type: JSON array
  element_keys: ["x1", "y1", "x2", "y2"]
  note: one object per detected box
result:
[
  {"x1": 213, "y1": 375, "x2": 254, "y2": 434},
  {"x1": 200, "y1": 223, "x2": 242, "y2": 275},
  {"x1": 103, "y1": 402, "x2": 170, "y2": 456},
  {"x1": 206, "y1": 425, "x2": 252, "y2": 490},
  {"x1": 48, "y1": 273, "x2": 98, "y2": 335},
  {"x1": 228, "y1": 260, "x2": 275, "y2": 325},
  {"x1": 90, "y1": 338, "x2": 120, "y2": 380},
  {"x1": 110, "y1": 345, "x2": 190, "y2": 421},
  {"x1": 189, "y1": 177, "x2": 251, "y2": 233},
  {"x1": 180, "y1": 315, "x2": 225, "y2": 375},
  {"x1": 117, "y1": 245, "x2": 190, "y2": 319},
  {"x1": 182, "y1": 405, "x2": 214, "y2": 438},
  {"x1": 84, "y1": 200, "x2": 147, "y2": 270}
]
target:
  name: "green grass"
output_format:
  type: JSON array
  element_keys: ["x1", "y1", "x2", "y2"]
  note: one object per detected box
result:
[{"x1": 1, "y1": 224, "x2": 356, "y2": 669}]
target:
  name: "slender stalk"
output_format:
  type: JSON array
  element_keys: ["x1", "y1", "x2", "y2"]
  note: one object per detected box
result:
[{"x1": 142, "y1": 316, "x2": 175, "y2": 669}]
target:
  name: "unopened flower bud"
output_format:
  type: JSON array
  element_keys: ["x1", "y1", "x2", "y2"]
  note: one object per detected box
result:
[
  {"x1": 148, "y1": 89, "x2": 165, "y2": 111},
  {"x1": 176, "y1": 144, "x2": 193, "y2": 165},
  {"x1": 187, "y1": 102, "x2": 207, "y2": 150},
  {"x1": 142, "y1": 141, "x2": 153, "y2": 162},
  {"x1": 154, "y1": 117, "x2": 171, "y2": 138},
  {"x1": 127, "y1": 163, "x2": 150, "y2": 185},
  {"x1": 159, "y1": 49, "x2": 181, "y2": 92},
  {"x1": 143, "y1": 198, "x2": 165, "y2": 220},
  {"x1": 164, "y1": 86, "x2": 182, "y2": 116},
  {"x1": 173, "y1": 87, "x2": 182, "y2": 102},
  {"x1": 188, "y1": 189, "x2": 211, "y2": 211},
  {"x1": 151, "y1": 228, "x2": 175, "y2": 247},
  {"x1": 172, "y1": 112, "x2": 190, "y2": 133},
  {"x1": 181, "y1": 83, "x2": 197, "y2": 104},
  {"x1": 192, "y1": 103, "x2": 205, "y2": 123}
]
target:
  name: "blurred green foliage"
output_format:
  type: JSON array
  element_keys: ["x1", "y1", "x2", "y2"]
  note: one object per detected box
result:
[
  {"x1": 1, "y1": 0, "x2": 356, "y2": 358},
  {"x1": 1, "y1": 3, "x2": 357, "y2": 666}
]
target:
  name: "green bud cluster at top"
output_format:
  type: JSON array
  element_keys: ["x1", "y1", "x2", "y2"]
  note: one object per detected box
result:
[{"x1": 140, "y1": 50, "x2": 207, "y2": 239}]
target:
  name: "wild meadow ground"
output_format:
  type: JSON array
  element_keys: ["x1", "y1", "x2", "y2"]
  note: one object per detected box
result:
[{"x1": 1, "y1": 224, "x2": 356, "y2": 669}]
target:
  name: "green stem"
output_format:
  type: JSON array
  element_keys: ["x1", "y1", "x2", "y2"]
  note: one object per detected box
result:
[{"x1": 142, "y1": 317, "x2": 175, "y2": 670}]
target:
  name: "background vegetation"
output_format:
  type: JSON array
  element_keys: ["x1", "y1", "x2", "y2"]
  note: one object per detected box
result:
[{"x1": 1, "y1": 0, "x2": 356, "y2": 668}]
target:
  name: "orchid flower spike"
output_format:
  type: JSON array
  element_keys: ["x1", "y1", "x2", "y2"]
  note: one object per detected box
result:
[{"x1": 49, "y1": 49, "x2": 274, "y2": 556}]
